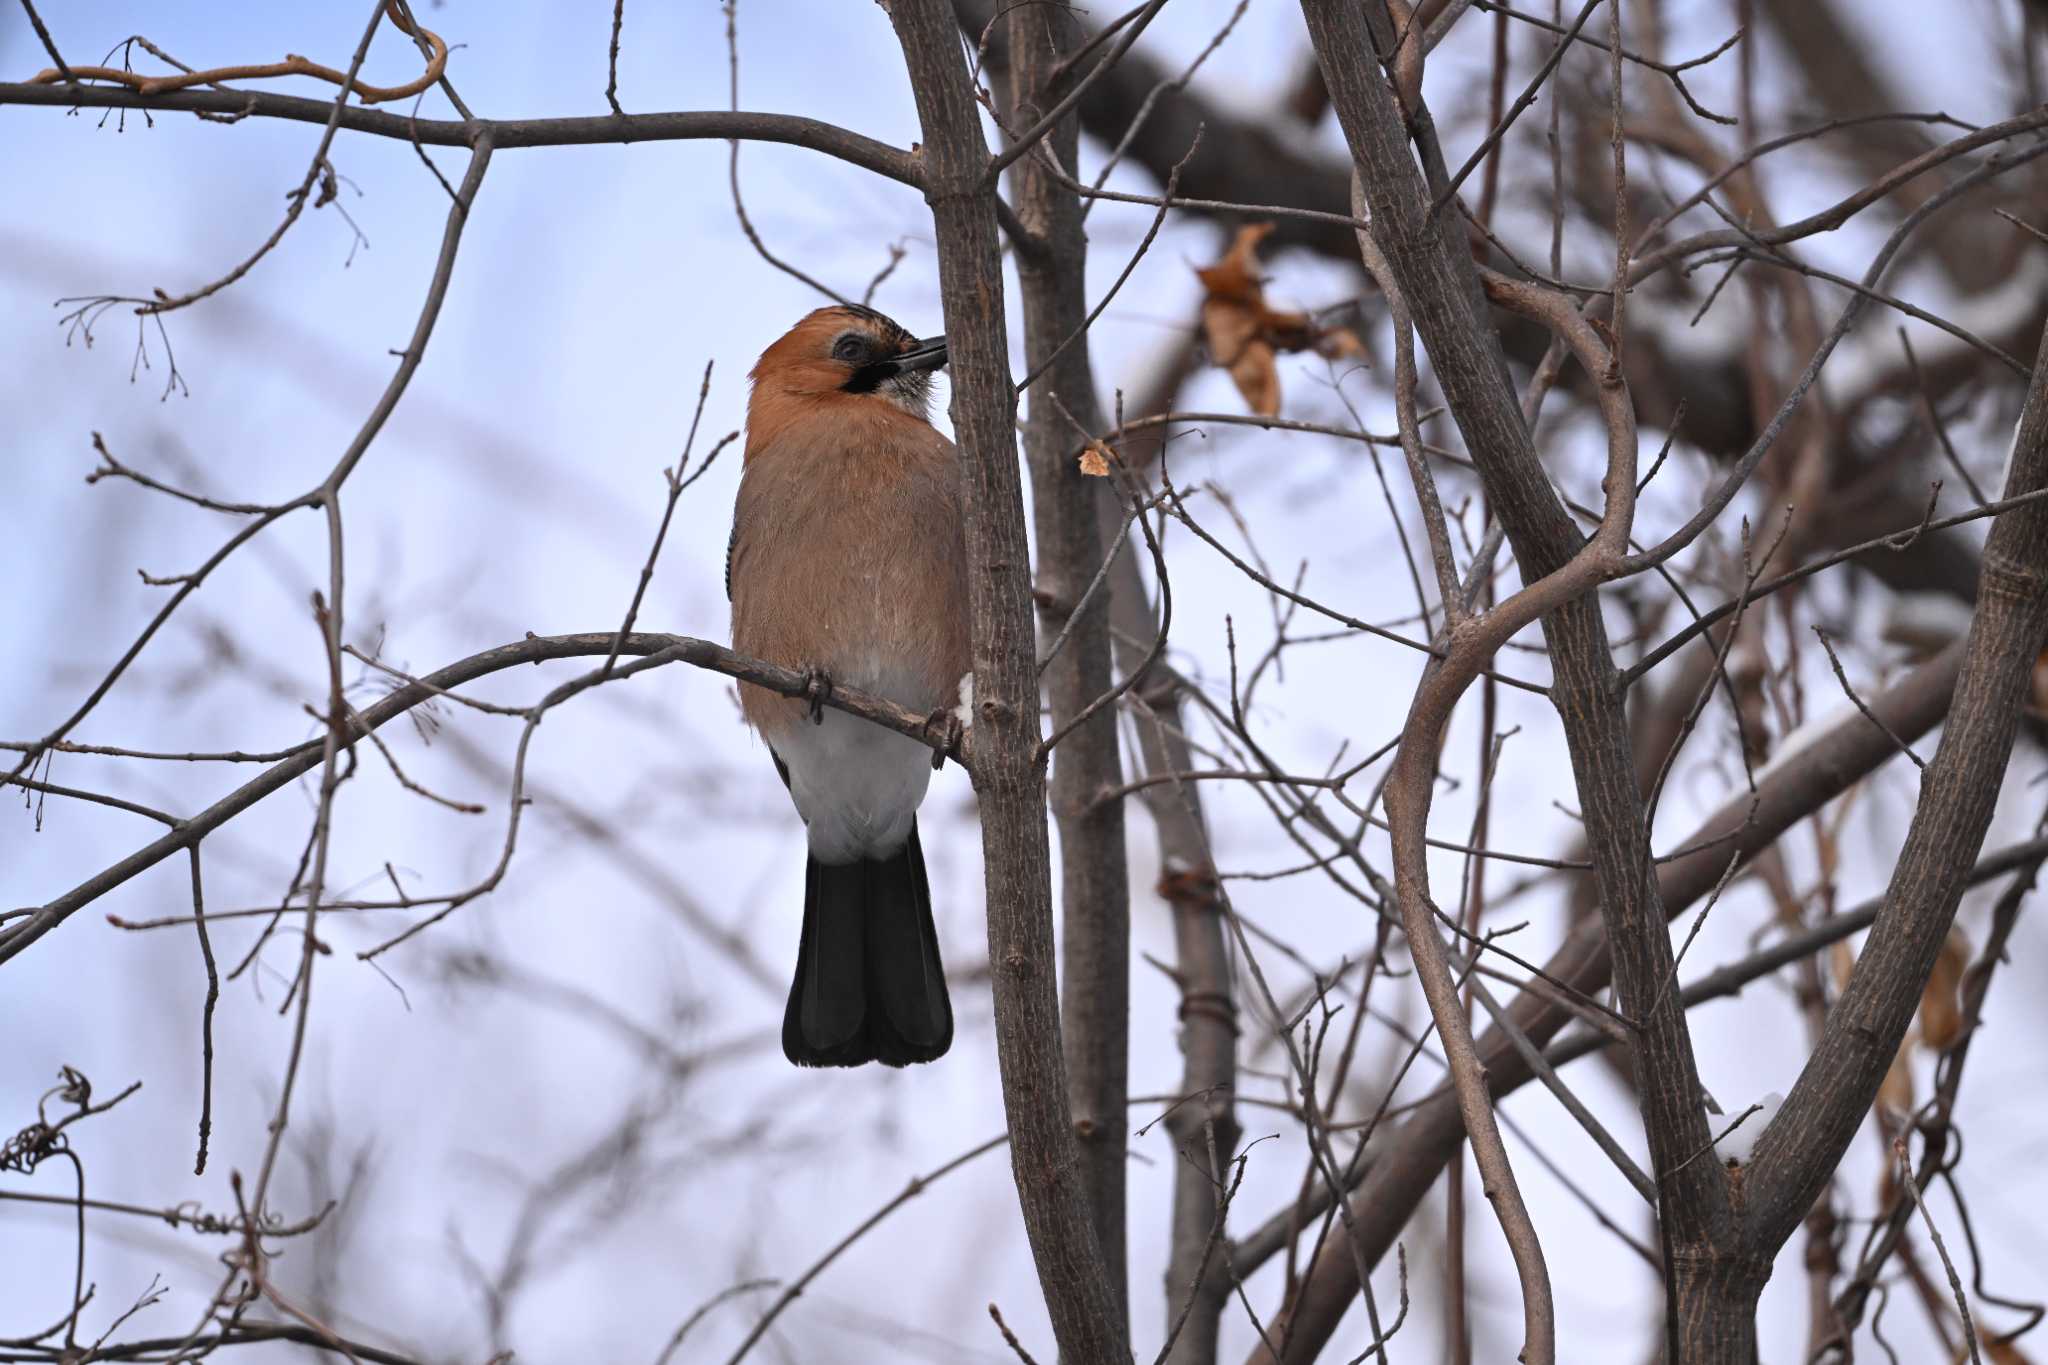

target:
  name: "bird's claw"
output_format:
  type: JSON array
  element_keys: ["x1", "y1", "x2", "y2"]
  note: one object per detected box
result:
[
  {"x1": 924, "y1": 707, "x2": 965, "y2": 770},
  {"x1": 800, "y1": 667, "x2": 834, "y2": 725}
]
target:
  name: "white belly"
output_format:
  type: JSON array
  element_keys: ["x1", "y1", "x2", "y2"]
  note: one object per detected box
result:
[{"x1": 769, "y1": 658, "x2": 936, "y2": 864}]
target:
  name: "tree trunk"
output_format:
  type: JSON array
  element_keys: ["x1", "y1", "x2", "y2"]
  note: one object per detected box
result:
[
  {"x1": 1668, "y1": 1249, "x2": 1768, "y2": 1364},
  {"x1": 1003, "y1": 1, "x2": 1134, "y2": 1329}
]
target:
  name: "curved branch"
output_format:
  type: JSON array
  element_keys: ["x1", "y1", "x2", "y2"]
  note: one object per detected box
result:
[
  {"x1": 1244, "y1": 636, "x2": 1971, "y2": 1355},
  {"x1": 725, "y1": 1135, "x2": 1009, "y2": 1363},
  {"x1": 0, "y1": 632, "x2": 968, "y2": 968},
  {"x1": 0, "y1": 84, "x2": 925, "y2": 186},
  {"x1": 1357, "y1": 249, "x2": 1638, "y2": 1365},
  {"x1": 27, "y1": 0, "x2": 447, "y2": 105}
]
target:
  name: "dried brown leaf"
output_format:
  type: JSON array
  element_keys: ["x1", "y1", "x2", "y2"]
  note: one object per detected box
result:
[
  {"x1": 1315, "y1": 325, "x2": 1366, "y2": 361},
  {"x1": 1919, "y1": 926, "x2": 1971, "y2": 1051},
  {"x1": 1195, "y1": 222, "x2": 1364, "y2": 417},
  {"x1": 1194, "y1": 222, "x2": 1275, "y2": 304},
  {"x1": 1878, "y1": 1033, "x2": 1916, "y2": 1116},
  {"x1": 1078, "y1": 441, "x2": 1113, "y2": 477},
  {"x1": 1221, "y1": 336, "x2": 1282, "y2": 417}
]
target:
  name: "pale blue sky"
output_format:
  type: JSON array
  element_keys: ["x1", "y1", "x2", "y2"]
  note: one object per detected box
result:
[{"x1": 3, "y1": 4, "x2": 2042, "y2": 1362}]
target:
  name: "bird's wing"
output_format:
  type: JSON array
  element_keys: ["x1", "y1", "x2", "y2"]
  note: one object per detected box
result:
[{"x1": 725, "y1": 515, "x2": 738, "y2": 601}]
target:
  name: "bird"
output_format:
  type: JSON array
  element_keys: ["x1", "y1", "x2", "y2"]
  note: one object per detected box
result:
[{"x1": 727, "y1": 303, "x2": 971, "y2": 1068}]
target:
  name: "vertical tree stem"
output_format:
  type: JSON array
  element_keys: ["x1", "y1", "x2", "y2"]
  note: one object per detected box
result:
[
  {"x1": 888, "y1": 3, "x2": 1129, "y2": 1359},
  {"x1": 1002, "y1": 4, "x2": 1136, "y2": 1329}
]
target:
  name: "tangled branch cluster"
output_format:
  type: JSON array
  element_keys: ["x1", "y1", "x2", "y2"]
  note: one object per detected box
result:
[{"x1": 4, "y1": 1, "x2": 2047, "y2": 1362}]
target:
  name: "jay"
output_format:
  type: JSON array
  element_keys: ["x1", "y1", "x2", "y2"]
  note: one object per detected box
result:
[{"x1": 727, "y1": 304, "x2": 969, "y2": 1067}]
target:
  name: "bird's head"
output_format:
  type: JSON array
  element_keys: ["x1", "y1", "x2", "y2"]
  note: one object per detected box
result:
[{"x1": 748, "y1": 305, "x2": 949, "y2": 426}]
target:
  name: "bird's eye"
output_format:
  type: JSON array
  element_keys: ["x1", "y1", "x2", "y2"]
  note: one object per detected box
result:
[{"x1": 832, "y1": 334, "x2": 868, "y2": 364}]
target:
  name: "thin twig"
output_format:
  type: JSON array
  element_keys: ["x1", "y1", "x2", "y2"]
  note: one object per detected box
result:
[
  {"x1": 1813, "y1": 626, "x2": 1926, "y2": 770},
  {"x1": 987, "y1": 1303, "x2": 1044, "y2": 1365},
  {"x1": 605, "y1": 0, "x2": 626, "y2": 115},
  {"x1": 602, "y1": 362, "x2": 733, "y2": 677},
  {"x1": 186, "y1": 846, "x2": 217, "y2": 1176},
  {"x1": 721, "y1": 0, "x2": 847, "y2": 303},
  {"x1": 17, "y1": 0, "x2": 75, "y2": 84},
  {"x1": 1893, "y1": 1135, "x2": 1983, "y2": 1364},
  {"x1": 654, "y1": 1280, "x2": 775, "y2": 1365},
  {"x1": 724, "y1": 1136, "x2": 1008, "y2": 1363}
]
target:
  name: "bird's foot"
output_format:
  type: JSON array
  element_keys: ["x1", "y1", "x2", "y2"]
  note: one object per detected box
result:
[
  {"x1": 799, "y1": 666, "x2": 834, "y2": 725},
  {"x1": 923, "y1": 707, "x2": 965, "y2": 771}
]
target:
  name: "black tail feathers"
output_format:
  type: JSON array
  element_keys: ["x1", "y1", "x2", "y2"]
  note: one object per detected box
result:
[{"x1": 783, "y1": 821, "x2": 953, "y2": 1067}]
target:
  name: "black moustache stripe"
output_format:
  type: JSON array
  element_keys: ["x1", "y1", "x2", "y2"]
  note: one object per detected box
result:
[{"x1": 842, "y1": 361, "x2": 896, "y2": 394}]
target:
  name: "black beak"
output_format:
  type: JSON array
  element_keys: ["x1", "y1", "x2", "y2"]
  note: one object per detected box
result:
[
  {"x1": 843, "y1": 335, "x2": 949, "y2": 395},
  {"x1": 893, "y1": 336, "x2": 948, "y2": 373}
]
